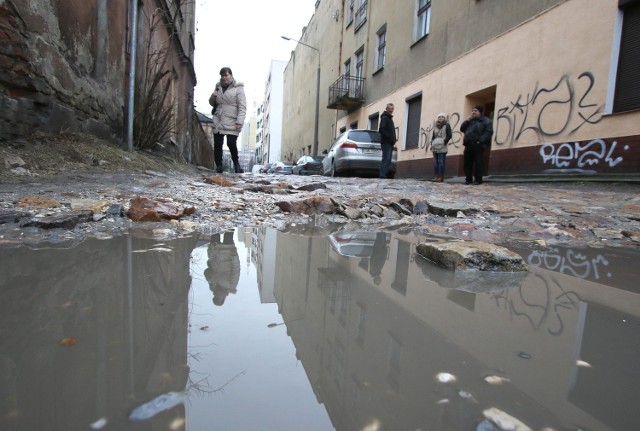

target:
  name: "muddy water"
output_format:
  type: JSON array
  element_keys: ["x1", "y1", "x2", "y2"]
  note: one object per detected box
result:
[{"x1": 1, "y1": 227, "x2": 638, "y2": 431}]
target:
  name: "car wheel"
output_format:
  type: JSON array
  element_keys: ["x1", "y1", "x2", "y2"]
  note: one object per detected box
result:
[{"x1": 330, "y1": 162, "x2": 338, "y2": 177}]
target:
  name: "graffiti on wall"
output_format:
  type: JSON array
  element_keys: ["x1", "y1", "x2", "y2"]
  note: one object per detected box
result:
[
  {"x1": 414, "y1": 72, "x2": 606, "y2": 156},
  {"x1": 539, "y1": 138, "x2": 629, "y2": 172},
  {"x1": 495, "y1": 72, "x2": 603, "y2": 147}
]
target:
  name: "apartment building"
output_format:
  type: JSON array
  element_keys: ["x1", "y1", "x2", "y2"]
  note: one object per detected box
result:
[
  {"x1": 263, "y1": 60, "x2": 288, "y2": 163},
  {"x1": 282, "y1": 0, "x2": 639, "y2": 177}
]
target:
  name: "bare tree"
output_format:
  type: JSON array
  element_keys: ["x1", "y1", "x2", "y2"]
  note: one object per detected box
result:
[{"x1": 133, "y1": 7, "x2": 181, "y2": 152}]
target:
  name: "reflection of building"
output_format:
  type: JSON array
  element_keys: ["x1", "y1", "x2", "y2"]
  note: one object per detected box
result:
[
  {"x1": 252, "y1": 226, "x2": 278, "y2": 303},
  {"x1": 0, "y1": 234, "x2": 199, "y2": 431},
  {"x1": 271, "y1": 229, "x2": 640, "y2": 431}
]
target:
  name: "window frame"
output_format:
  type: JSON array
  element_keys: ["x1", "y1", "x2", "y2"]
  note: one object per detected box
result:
[
  {"x1": 416, "y1": 0, "x2": 432, "y2": 41},
  {"x1": 405, "y1": 93, "x2": 423, "y2": 150},
  {"x1": 612, "y1": 2, "x2": 640, "y2": 113},
  {"x1": 375, "y1": 26, "x2": 387, "y2": 72},
  {"x1": 346, "y1": 0, "x2": 355, "y2": 27},
  {"x1": 355, "y1": 0, "x2": 368, "y2": 32}
]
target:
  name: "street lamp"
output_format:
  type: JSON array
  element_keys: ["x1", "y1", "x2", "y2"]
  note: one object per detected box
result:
[{"x1": 281, "y1": 35, "x2": 320, "y2": 156}]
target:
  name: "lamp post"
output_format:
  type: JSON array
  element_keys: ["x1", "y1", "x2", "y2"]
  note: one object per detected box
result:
[{"x1": 281, "y1": 35, "x2": 320, "y2": 156}]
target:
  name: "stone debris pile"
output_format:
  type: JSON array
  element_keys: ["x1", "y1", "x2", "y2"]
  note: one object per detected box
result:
[{"x1": 0, "y1": 169, "x2": 638, "y2": 251}]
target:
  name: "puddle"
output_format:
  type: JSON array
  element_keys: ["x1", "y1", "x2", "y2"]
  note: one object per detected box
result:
[{"x1": 1, "y1": 227, "x2": 639, "y2": 431}]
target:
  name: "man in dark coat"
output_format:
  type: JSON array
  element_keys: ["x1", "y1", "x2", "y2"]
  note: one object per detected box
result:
[
  {"x1": 460, "y1": 105, "x2": 493, "y2": 185},
  {"x1": 378, "y1": 103, "x2": 396, "y2": 179}
]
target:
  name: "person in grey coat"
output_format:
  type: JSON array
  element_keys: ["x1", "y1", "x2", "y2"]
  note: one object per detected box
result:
[
  {"x1": 204, "y1": 231, "x2": 240, "y2": 306},
  {"x1": 209, "y1": 67, "x2": 247, "y2": 173}
]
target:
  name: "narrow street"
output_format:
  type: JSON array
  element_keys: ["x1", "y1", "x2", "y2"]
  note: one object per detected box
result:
[{"x1": 1, "y1": 164, "x2": 638, "y2": 251}]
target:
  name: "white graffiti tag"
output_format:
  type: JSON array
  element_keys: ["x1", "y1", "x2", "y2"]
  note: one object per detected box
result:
[
  {"x1": 527, "y1": 248, "x2": 611, "y2": 280},
  {"x1": 540, "y1": 139, "x2": 627, "y2": 169}
]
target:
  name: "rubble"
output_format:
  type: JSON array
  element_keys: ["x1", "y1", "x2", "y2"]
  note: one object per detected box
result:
[{"x1": 1, "y1": 135, "x2": 639, "y2": 250}]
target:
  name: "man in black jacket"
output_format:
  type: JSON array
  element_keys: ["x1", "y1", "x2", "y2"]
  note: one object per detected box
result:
[
  {"x1": 460, "y1": 105, "x2": 493, "y2": 185},
  {"x1": 378, "y1": 103, "x2": 396, "y2": 179}
]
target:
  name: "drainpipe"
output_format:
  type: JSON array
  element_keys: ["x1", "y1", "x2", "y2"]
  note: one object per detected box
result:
[
  {"x1": 95, "y1": 0, "x2": 107, "y2": 79},
  {"x1": 126, "y1": 0, "x2": 139, "y2": 152}
]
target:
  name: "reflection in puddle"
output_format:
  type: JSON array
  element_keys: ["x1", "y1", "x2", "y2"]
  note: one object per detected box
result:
[{"x1": 1, "y1": 227, "x2": 639, "y2": 431}]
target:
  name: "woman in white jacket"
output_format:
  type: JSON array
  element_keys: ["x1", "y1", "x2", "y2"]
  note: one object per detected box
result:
[{"x1": 209, "y1": 67, "x2": 247, "y2": 173}]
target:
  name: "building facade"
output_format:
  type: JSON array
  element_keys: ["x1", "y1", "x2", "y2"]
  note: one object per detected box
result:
[
  {"x1": 263, "y1": 60, "x2": 287, "y2": 163},
  {"x1": 282, "y1": 0, "x2": 640, "y2": 177},
  {"x1": 1, "y1": 0, "x2": 200, "y2": 164}
]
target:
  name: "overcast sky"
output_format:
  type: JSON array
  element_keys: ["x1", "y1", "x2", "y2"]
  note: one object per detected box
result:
[{"x1": 193, "y1": 1, "x2": 316, "y2": 117}]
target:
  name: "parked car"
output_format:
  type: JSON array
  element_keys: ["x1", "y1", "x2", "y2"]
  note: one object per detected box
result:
[
  {"x1": 292, "y1": 155, "x2": 324, "y2": 175},
  {"x1": 268, "y1": 161, "x2": 294, "y2": 175},
  {"x1": 321, "y1": 129, "x2": 397, "y2": 178},
  {"x1": 259, "y1": 163, "x2": 273, "y2": 173}
]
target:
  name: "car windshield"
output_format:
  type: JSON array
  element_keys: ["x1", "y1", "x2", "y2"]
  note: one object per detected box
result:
[{"x1": 347, "y1": 130, "x2": 381, "y2": 143}]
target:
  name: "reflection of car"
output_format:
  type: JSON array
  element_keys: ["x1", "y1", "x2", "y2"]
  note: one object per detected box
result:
[
  {"x1": 328, "y1": 231, "x2": 390, "y2": 257},
  {"x1": 268, "y1": 161, "x2": 294, "y2": 175},
  {"x1": 292, "y1": 156, "x2": 324, "y2": 175},
  {"x1": 322, "y1": 129, "x2": 397, "y2": 178}
]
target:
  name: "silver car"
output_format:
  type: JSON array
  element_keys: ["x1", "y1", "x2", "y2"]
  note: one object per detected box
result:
[
  {"x1": 292, "y1": 155, "x2": 324, "y2": 175},
  {"x1": 321, "y1": 129, "x2": 397, "y2": 178}
]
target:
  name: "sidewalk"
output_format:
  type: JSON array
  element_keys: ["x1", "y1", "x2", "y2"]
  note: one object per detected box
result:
[{"x1": 441, "y1": 174, "x2": 640, "y2": 184}]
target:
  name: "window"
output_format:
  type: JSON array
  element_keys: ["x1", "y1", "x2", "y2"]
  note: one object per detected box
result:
[
  {"x1": 350, "y1": 121, "x2": 358, "y2": 129},
  {"x1": 369, "y1": 113, "x2": 379, "y2": 131},
  {"x1": 416, "y1": 0, "x2": 431, "y2": 40},
  {"x1": 405, "y1": 94, "x2": 422, "y2": 150},
  {"x1": 355, "y1": 48, "x2": 365, "y2": 98},
  {"x1": 347, "y1": 0, "x2": 354, "y2": 26},
  {"x1": 355, "y1": 49, "x2": 364, "y2": 80},
  {"x1": 613, "y1": 1, "x2": 640, "y2": 112},
  {"x1": 344, "y1": 59, "x2": 351, "y2": 92},
  {"x1": 376, "y1": 26, "x2": 387, "y2": 71},
  {"x1": 355, "y1": 0, "x2": 368, "y2": 31}
]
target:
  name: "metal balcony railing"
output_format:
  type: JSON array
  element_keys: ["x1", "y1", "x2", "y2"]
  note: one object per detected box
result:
[{"x1": 327, "y1": 75, "x2": 365, "y2": 111}]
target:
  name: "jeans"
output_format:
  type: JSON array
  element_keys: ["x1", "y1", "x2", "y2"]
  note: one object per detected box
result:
[
  {"x1": 379, "y1": 143, "x2": 394, "y2": 178},
  {"x1": 434, "y1": 152, "x2": 447, "y2": 176}
]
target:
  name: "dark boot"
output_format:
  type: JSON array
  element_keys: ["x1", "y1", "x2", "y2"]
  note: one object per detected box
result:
[
  {"x1": 234, "y1": 163, "x2": 244, "y2": 174},
  {"x1": 216, "y1": 165, "x2": 223, "y2": 173}
]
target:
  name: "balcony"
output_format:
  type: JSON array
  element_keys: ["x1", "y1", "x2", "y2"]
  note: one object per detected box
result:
[{"x1": 327, "y1": 75, "x2": 366, "y2": 111}]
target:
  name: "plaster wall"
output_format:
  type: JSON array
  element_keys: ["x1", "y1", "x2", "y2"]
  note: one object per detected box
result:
[{"x1": 337, "y1": 0, "x2": 640, "y2": 176}]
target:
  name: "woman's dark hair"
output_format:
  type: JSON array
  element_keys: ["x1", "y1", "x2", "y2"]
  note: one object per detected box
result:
[{"x1": 219, "y1": 67, "x2": 233, "y2": 76}]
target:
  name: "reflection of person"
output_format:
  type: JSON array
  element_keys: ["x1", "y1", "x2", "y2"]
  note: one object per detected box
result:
[
  {"x1": 460, "y1": 105, "x2": 493, "y2": 185},
  {"x1": 204, "y1": 231, "x2": 240, "y2": 306},
  {"x1": 378, "y1": 103, "x2": 396, "y2": 179},
  {"x1": 430, "y1": 113, "x2": 452, "y2": 182},
  {"x1": 209, "y1": 67, "x2": 246, "y2": 174},
  {"x1": 368, "y1": 232, "x2": 388, "y2": 285}
]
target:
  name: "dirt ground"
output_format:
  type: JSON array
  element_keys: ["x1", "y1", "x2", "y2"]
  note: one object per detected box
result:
[{"x1": 1, "y1": 132, "x2": 197, "y2": 180}]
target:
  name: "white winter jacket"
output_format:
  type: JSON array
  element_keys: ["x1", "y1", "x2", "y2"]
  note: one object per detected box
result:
[{"x1": 208, "y1": 80, "x2": 247, "y2": 136}]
